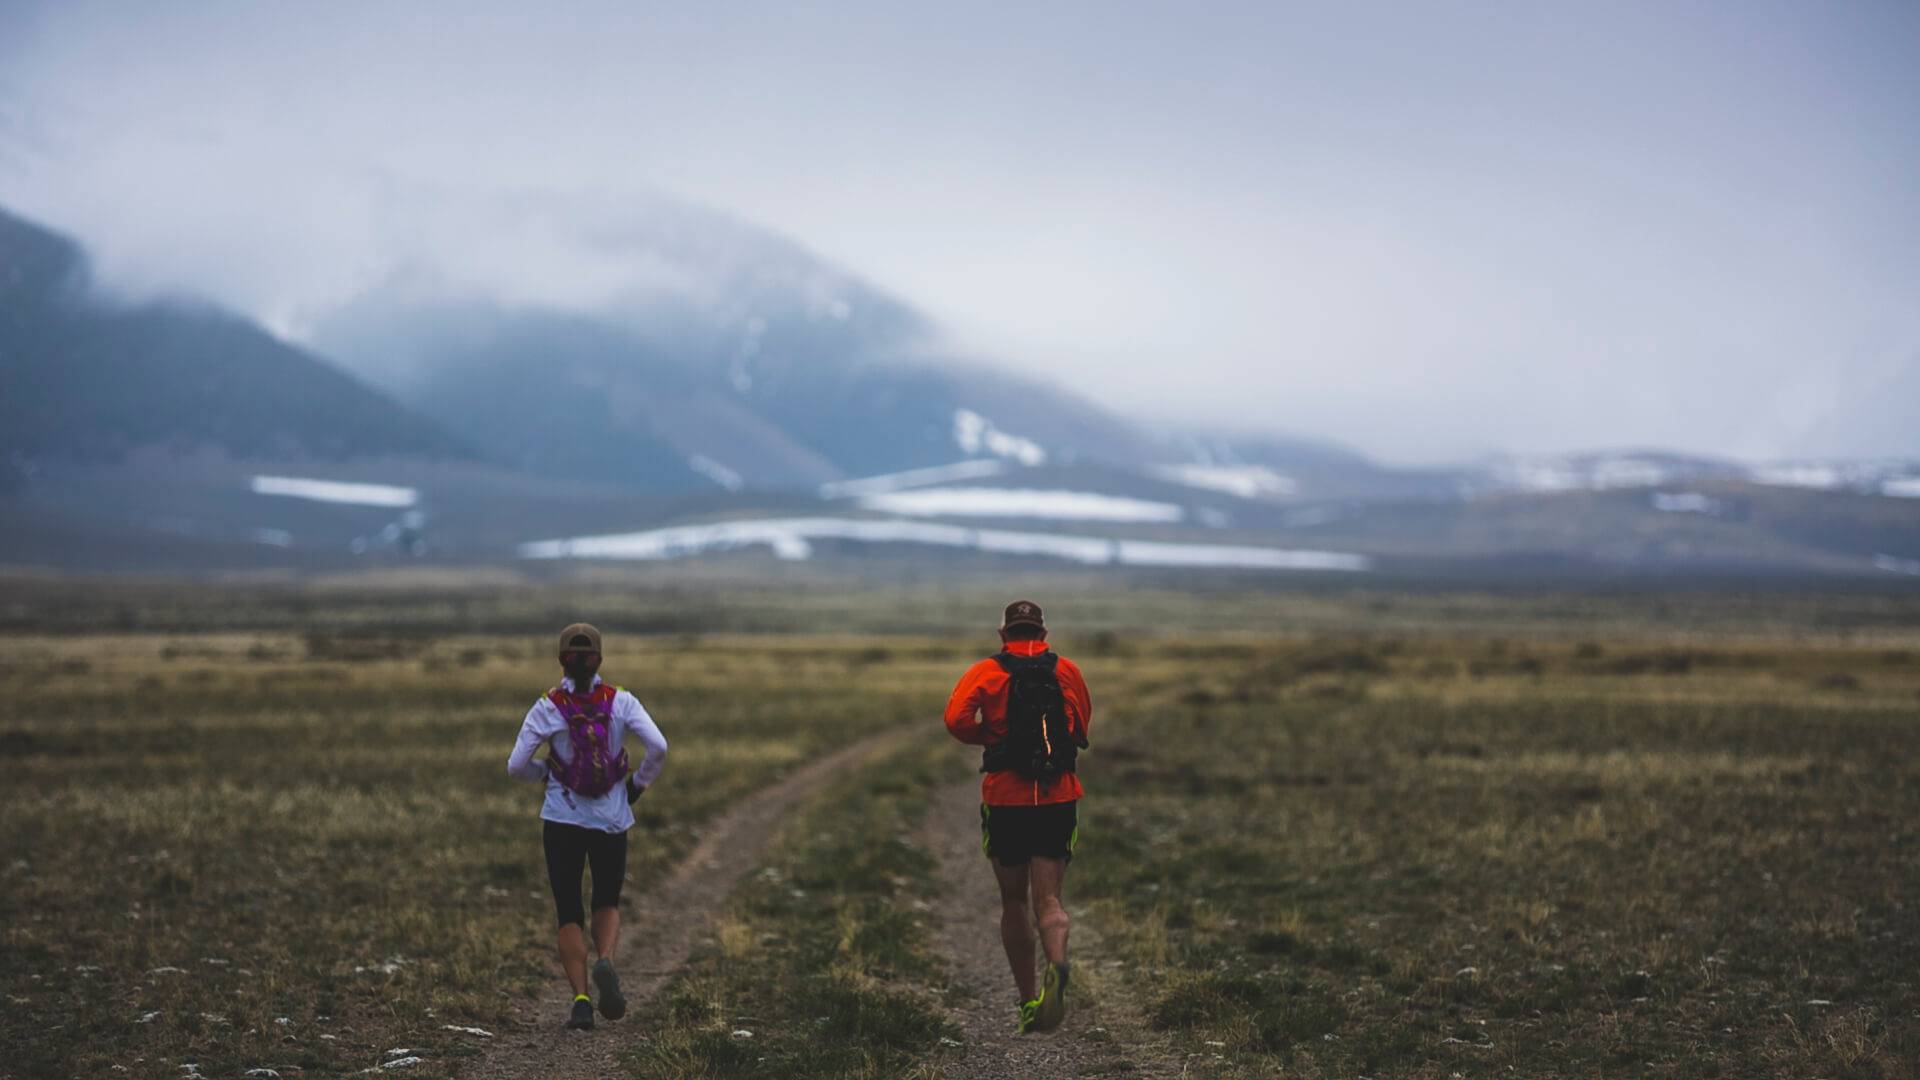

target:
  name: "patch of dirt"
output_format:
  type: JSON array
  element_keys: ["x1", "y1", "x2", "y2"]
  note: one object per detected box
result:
[
  {"x1": 921, "y1": 778, "x2": 1183, "y2": 1079},
  {"x1": 462, "y1": 724, "x2": 926, "y2": 1080}
]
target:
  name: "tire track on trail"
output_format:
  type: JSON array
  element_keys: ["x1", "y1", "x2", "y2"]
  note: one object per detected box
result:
[
  {"x1": 922, "y1": 777, "x2": 1183, "y2": 1079},
  {"x1": 463, "y1": 723, "x2": 928, "y2": 1080}
]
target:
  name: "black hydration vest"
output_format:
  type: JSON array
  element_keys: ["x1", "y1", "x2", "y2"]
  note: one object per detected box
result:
[{"x1": 980, "y1": 650, "x2": 1080, "y2": 780}]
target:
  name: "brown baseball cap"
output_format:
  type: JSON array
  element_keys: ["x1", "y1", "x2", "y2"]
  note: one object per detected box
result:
[
  {"x1": 1000, "y1": 599, "x2": 1045, "y2": 631},
  {"x1": 557, "y1": 622, "x2": 603, "y2": 656}
]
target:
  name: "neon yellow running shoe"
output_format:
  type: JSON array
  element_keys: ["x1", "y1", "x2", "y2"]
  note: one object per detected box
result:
[
  {"x1": 1034, "y1": 961, "x2": 1070, "y2": 1031},
  {"x1": 1015, "y1": 997, "x2": 1041, "y2": 1034}
]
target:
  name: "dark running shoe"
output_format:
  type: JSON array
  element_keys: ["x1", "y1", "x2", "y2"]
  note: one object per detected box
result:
[
  {"x1": 1015, "y1": 996, "x2": 1041, "y2": 1035},
  {"x1": 566, "y1": 996, "x2": 595, "y2": 1030},
  {"x1": 1034, "y1": 961, "x2": 1070, "y2": 1031},
  {"x1": 592, "y1": 958, "x2": 626, "y2": 1020}
]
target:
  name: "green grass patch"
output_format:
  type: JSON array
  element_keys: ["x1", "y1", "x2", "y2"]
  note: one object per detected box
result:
[{"x1": 627, "y1": 740, "x2": 957, "y2": 1079}]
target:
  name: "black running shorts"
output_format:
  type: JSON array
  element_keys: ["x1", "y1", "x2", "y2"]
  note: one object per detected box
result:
[
  {"x1": 980, "y1": 800, "x2": 1078, "y2": 866},
  {"x1": 542, "y1": 820, "x2": 628, "y2": 927}
]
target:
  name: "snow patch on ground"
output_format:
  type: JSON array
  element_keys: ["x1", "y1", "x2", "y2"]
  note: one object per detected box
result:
[
  {"x1": 1751, "y1": 464, "x2": 1844, "y2": 490},
  {"x1": 520, "y1": 517, "x2": 1370, "y2": 572},
  {"x1": 953, "y1": 409, "x2": 1046, "y2": 465},
  {"x1": 354, "y1": 956, "x2": 410, "y2": 975},
  {"x1": 1882, "y1": 478, "x2": 1920, "y2": 498},
  {"x1": 1492, "y1": 457, "x2": 1672, "y2": 492},
  {"x1": 819, "y1": 460, "x2": 1007, "y2": 499},
  {"x1": 1751, "y1": 462, "x2": 1920, "y2": 497},
  {"x1": 1151, "y1": 464, "x2": 1296, "y2": 499},
  {"x1": 251, "y1": 476, "x2": 418, "y2": 508},
  {"x1": 858, "y1": 487, "x2": 1184, "y2": 523},
  {"x1": 1588, "y1": 458, "x2": 1672, "y2": 489},
  {"x1": 1650, "y1": 492, "x2": 1719, "y2": 514},
  {"x1": 1874, "y1": 554, "x2": 1920, "y2": 576},
  {"x1": 687, "y1": 455, "x2": 744, "y2": 492}
]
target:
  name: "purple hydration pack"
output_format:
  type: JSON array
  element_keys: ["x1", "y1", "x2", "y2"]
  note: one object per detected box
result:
[{"x1": 545, "y1": 683, "x2": 631, "y2": 798}]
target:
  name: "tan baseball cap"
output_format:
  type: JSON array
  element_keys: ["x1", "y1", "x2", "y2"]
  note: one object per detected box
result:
[
  {"x1": 1000, "y1": 599, "x2": 1045, "y2": 631},
  {"x1": 557, "y1": 622, "x2": 603, "y2": 656}
]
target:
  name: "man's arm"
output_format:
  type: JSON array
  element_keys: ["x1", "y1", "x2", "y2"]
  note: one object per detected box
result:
[
  {"x1": 1059, "y1": 658, "x2": 1092, "y2": 748},
  {"x1": 943, "y1": 661, "x2": 994, "y2": 745}
]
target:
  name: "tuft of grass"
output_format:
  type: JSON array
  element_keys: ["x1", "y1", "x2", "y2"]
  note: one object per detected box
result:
[
  {"x1": 1151, "y1": 970, "x2": 1348, "y2": 1053},
  {"x1": 626, "y1": 741, "x2": 958, "y2": 1079}
]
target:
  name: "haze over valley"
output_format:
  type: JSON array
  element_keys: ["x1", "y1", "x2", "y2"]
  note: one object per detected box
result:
[
  {"x1": 2, "y1": 2, "x2": 1915, "y2": 580},
  {"x1": 3, "y1": 200, "x2": 1917, "y2": 581}
]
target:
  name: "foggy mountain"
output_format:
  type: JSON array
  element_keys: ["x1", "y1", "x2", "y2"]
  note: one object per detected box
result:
[
  {"x1": 0, "y1": 206, "x2": 473, "y2": 466},
  {"x1": 2, "y1": 198, "x2": 1916, "y2": 582},
  {"x1": 308, "y1": 193, "x2": 1165, "y2": 491}
]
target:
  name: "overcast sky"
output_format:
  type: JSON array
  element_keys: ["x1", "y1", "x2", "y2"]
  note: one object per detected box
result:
[{"x1": 2, "y1": 1, "x2": 1916, "y2": 464}]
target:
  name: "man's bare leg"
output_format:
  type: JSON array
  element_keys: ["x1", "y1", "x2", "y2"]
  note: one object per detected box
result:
[
  {"x1": 591, "y1": 906, "x2": 621, "y2": 963},
  {"x1": 556, "y1": 923, "x2": 590, "y2": 996},
  {"x1": 992, "y1": 859, "x2": 1039, "y2": 1001},
  {"x1": 1028, "y1": 856, "x2": 1071, "y2": 966}
]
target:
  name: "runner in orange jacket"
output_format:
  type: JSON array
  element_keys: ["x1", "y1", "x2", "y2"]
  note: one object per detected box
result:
[{"x1": 944, "y1": 599, "x2": 1092, "y2": 1034}]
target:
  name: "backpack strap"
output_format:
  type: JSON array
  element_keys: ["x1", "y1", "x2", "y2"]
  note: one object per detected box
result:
[{"x1": 548, "y1": 683, "x2": 620, "y2": 715}]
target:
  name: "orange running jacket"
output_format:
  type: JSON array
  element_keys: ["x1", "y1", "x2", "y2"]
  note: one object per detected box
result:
[{"x1": 944, "y1": 638, "x2": 1092, "y2": 806}]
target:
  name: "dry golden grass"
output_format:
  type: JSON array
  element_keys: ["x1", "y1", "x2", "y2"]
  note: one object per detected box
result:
[
  {"x1": 3, "y1": 583, "x2": 1918, "y2": 1077},
  {"x1": 0, "y1": 621, "x2": 971, "y2": 1079},
  {"x1": 1069, "y1": 633, "x2": 1920, "y2": 1078}
]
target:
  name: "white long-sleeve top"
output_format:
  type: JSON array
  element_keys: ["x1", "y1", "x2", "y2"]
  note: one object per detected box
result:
[{"x1": 507, "y1": 675, "x2": 668, "y2": 833}]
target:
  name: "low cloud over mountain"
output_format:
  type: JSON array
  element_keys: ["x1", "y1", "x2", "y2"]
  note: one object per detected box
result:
[{"x1": 0, "y1": 206, "x2": 471, "y2": 466}]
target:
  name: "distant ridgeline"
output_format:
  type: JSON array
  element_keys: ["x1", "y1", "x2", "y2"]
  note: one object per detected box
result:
[
  {"x1": 0, "y1": 205, "x2": 473, "y2": 465},
  {"x1": 306, "y1": 209, "x2": 1159, "y2": 494},
  {"x1": 0, "y1": 200, "x2": 1357, "y2": 495}
]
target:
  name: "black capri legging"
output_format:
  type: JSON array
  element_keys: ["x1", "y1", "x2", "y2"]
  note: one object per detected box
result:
[{"x1": 542, "y1": 821, "x2": 628, "y2": 928}]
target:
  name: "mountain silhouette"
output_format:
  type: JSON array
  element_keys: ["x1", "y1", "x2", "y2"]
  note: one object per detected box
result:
[{"x1": 0, "y1": 205, "x2": 472, "y2": 464}]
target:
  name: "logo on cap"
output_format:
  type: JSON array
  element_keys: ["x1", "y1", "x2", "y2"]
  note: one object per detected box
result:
[{"x1": 1001, "y1": 600, "x2": 1045, "y2": 630}]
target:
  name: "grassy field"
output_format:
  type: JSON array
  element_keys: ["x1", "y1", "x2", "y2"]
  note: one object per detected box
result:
[
  {"x1": 0, "y1": 625, "x2": 967, "y2": 1078},
  {"x1": 628, "y1": 738, "x2": 959, "y2": 1079},
  {"x1": 3, "y1": 580, "x2": 1917, "y2": 1077},
  {"x1": 1072, "y1": 634, "x2": 1920, "y2": 1077}
]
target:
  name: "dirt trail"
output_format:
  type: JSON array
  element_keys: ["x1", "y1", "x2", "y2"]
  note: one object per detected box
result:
[
  {"x1": 464, "y1": 724, "x2": 927, "y2": 1080},
  {"x1": 922, "y1": 777, "x2": 1184, "y2": 1079}
]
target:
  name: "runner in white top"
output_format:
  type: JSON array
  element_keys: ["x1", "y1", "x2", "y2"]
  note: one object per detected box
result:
[
  {"x1": 508, "y1": 676, "x2": 669, "y2": 832},
  {"x1": 507, "y1": 622, "x2": 668, "y2": 1030}
]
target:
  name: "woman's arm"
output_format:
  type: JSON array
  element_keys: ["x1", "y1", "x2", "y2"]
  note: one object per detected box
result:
[
  {"x1": 620, "y1": 694, "x2": 669, "y2": 790},
  {"x1": 506, "y1": 699, "x2": 553, "y2": 782}
]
